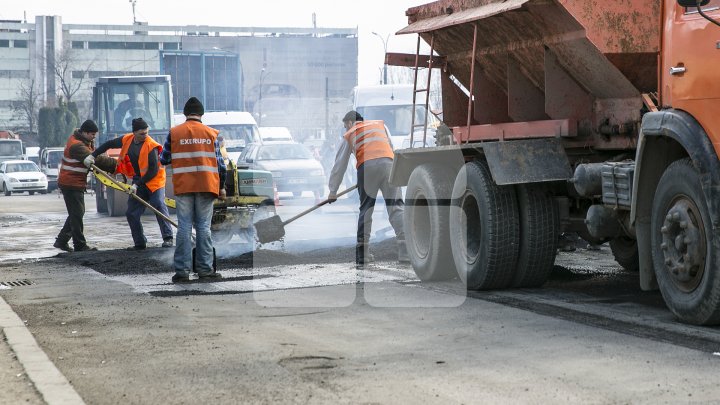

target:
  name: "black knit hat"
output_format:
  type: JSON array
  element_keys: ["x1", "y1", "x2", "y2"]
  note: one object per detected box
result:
[
  {"x1": 80, "y1": 119, "x2": 99, "y2": 133},
  {"x1": 131, "y1": 118, "x2": 149, "y2": 132},
  {"x1": 342, "y1": 110, "x2": 363, "y2": 122},
  {"x1": 183, "y1": 97, "x2": 204, "y2": 116}
]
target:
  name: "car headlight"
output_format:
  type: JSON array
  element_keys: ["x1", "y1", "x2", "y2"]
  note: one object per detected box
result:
[
  {"x1": 40, "y1": 175, "x2": 47, "y2": 182},
  {"x1": 310, "y1": 170, "x2": 323, "y2": 177},
  {"x1": 9, "y1": 177, "x2": 19, "y2": 183},
  {"x1": 271, "y1": 171, "x2": 282, "y2": 178}
]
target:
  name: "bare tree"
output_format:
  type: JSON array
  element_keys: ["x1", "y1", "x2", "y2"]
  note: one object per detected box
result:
[
  {"x1": 12, "y1": 78, "x2": 43, "y2": 140},
  {"x1": 48, "y1": 45, "x2": 94, "y2": 102}
]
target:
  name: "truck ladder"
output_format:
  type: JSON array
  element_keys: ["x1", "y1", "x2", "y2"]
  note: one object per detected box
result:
[{"x1": 410, "y1": 33, "x2": 435, "y2": 148}]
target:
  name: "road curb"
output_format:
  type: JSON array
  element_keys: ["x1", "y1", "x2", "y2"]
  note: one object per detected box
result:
[{"x1": 0, "y1": 295, "x2": 85, "y2": 405}]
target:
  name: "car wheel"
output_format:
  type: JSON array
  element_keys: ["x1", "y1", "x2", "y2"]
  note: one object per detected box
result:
[
  {"x1": 3, "y1": 183, "x2": 10, "y2": 196},
  {"x1": 29, "y1": 191, "x2": 35, "y2": 196}
]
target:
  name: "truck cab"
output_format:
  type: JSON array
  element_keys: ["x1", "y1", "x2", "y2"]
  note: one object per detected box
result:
[{"x1": 39, "y1": 147, "x2": 64, "y2": 191}]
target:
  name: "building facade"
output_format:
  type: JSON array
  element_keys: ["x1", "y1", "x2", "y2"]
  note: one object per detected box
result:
[{"x1": 0, "y1": 17, "x2": 357, "y2": 141}]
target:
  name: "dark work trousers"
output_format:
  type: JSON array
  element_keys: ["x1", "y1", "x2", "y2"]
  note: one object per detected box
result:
[
  {"x1": 356, "y1": 158, "x2": 405, "y2": 262},
  {"x1": 57, "y1": 188, "x2": 88, "y2": 249},
  {"x1": 126, "y1": 185, "x2": 173, "y2": 248}
]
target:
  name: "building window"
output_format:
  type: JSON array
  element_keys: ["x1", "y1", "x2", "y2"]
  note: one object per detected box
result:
[
  {"x1": 0, "y1": 40, "x2": 9, "y2": 48},
  {"x1": 88, "y1": 41, "x2": 124, "y2": 50},
  {"x1": 163, "y1": 42, "x2": 179, "y2": 50},
  {"x1": 13, "y1": 40, "x2": 27, "y2": 48},
  {"x1": 125, "y1": 42, "x2": 143, "y2": 50},
  {"x1": 72, "y1": 41, "x2": 84, "y2": 49},
  {"x1": 72, "y1": 71, "x2": 86, "y2": 79},
  {"x1": 144, "y1": 42, "x2": 159, "y2": 50}
]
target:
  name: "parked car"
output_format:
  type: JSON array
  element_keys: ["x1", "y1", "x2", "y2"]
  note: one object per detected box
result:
[
  {"x1": 237, "y1": 142, "x2": 325, "y2": 198},
  {"x1": 0, "y1": 160, "x2": 48, "y2": 196}
]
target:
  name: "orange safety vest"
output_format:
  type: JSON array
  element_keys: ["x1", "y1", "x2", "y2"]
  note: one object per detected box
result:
[
  {"x1": 116, "y1": 133, "x2": 166, "y2": 193},
  {"x1": 58, "y1": 132, "x2": 93, "y2": 190},
  {"x1": 168, "y1": 120, "x2": 220, "y2": 196},
  {"x1": 343, "y1": 120, "x2": 394, "y2": 168}
]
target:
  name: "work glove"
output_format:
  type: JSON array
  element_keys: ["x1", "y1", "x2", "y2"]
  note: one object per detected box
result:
[
  {"x1": 83, "y1": 154, "x2": 95, "y2": 168},
  {"x1": 129, "y1": 184, "x2": 138, "y2": 194},
  {"x1": 327, "y1": 192, "x2": 337, "y2": 204}
]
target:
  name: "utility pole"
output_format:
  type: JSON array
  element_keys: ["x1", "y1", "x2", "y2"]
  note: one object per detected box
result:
[
  {"x1": 129, "y1": 0, "x2": 137, "y2": 24},
  {"x1": 371, "y1": 32, "x2": 389, "y2": 85}
]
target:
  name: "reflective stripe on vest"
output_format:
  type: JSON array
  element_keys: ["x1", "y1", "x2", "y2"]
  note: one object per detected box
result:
[
  {"x1": 58, "y1": 133, "x2": 93, "y2": 189},
  {"x1": 169, "y1": 120, "x2": 220, "y2": 196},
  {"x1": 343, "y1": 120, "x2": 394, "y2": 168},
  {"x1": 117, "y1": 133, "x2": 167, "y2": 193}
]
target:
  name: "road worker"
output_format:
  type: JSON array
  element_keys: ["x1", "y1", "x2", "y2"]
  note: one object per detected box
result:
[{"x1": 327, "y1": 110, "x2": 409, "y2": 268}]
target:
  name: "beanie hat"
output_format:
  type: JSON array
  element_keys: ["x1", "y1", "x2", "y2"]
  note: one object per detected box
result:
[
  {"x1": 80, "y1": 119, "x2": 99, "y2": 133},
  {"x1": 183, "y1": 97, "x2": 204, "y2": 116},
  {"x1": 131, "y1": 118, "x2": 149, "y2": 132},
  {"x1": 343, "y1": 110, "x2": 363, "y2": 122}
]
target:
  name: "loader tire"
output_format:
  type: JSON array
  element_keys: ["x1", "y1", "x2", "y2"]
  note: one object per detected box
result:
[
  {"x1": 450, "y1": 161, "x2": 519, "y2": 290},
  {"x1": 404, "y1": 163, "x2": 456, "y2": 281},
  {"x1": 512, "y1": 184, "x2": 558, "y2": 288}
]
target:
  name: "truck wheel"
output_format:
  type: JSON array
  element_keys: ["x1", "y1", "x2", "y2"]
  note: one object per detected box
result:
[
  {"x1": 651, "y1": 158, "x2": 720, "y2": 325},
  {"x1": 512, "y1": 184, "x2": 558, "y2": 288},
  {"x1": 450, "y1": 161, "x2": 519, "y2": 289},
  {"x1": 610, "y1": 236, "x2": 639, "y2": 272},
  {"x1": 404, "y1": 163, "x2": 456, "y2": 281}
]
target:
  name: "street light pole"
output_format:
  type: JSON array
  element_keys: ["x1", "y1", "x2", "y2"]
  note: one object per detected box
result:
[{"x1": 371, "y1": 32, "x2": 389, "y2": 85}]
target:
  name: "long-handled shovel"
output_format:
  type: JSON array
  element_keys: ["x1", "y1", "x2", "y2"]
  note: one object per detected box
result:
[{"x1": 254, "y1": 185, "x2": 358, "y2": 244}]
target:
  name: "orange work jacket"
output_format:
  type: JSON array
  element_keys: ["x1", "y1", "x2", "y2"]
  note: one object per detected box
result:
[
  {"x1": 116, "y1": 133, "x2": 166, "y2": 193},
  {"x1": 168, "y1": 120, "x2": 220, "y2": 196},
  {"x1": 58, "y1": 132, "x2": 92, "y2": 190},
  {"x1": 343, "y1": 120, "x2": 394, "y2": 168}
]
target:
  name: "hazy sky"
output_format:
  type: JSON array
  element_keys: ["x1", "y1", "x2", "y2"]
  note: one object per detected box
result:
[{"x1": 0, "y1": 0, "x2": 428, "y2": 85}]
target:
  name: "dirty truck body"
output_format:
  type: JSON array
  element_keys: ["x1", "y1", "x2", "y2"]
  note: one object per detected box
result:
[{"x1": 390, "y1": 0, "x2": 720, "y2": 325}]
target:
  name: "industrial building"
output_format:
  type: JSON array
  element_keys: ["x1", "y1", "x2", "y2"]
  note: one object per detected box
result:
[{"x1": 0, "y1": 17, "x2": 358, "y2": 141}]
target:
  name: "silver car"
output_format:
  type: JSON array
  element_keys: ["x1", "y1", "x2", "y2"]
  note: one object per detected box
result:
[{"x1": 237, "y1": 142, "x2": 325, "y2": 198}]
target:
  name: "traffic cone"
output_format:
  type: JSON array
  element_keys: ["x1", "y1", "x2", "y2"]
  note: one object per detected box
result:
[{"x1": 273, "y1": 181, "x2": 281, "y2": 206}]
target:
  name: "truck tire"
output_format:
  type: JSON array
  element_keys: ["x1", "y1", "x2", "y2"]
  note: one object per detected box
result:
[
  {"x1": 651, "y1": 158, "x2": 720, "y2": 325},
  {"x1": 512, "y1": 184, "x2": 558, "y2": 288},
  {"x1": 3, "y1": 183, "x2": 10, "y2": 196},
  {"x1": 450, "y1": 161, "x2": 519, "y2": 289},
  {"x1": 404, "y1": 163, "x2": 456, "y2": 281},
  {"x1": 610, "y1": 236, "x2": 639, "y2": 272}
]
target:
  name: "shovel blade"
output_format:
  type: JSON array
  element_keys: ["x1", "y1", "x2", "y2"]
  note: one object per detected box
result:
[{"x1": 254, "y1": 215, "x2": 286, "y2": 244}]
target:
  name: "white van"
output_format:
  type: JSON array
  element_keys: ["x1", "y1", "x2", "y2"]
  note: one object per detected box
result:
[
  {"x1": 39, "y1": 147, "x2": 64, "y2": 191},
  {"x1": 351, "y1": 84, "x2": 439, "y2": 149},
  {"x1": 173, "y1": 111, "x2": 261, "y2": 163}
]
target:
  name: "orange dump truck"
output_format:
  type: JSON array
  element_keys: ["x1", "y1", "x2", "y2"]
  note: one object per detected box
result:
[{"x1": 388, "y1": 0, "x2": 720, "y2": 324}]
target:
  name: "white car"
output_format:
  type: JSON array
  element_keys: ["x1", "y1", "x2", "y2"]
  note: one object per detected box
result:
[{"x1": 0, "y1": 160, "x2": 48, "y2": 196}]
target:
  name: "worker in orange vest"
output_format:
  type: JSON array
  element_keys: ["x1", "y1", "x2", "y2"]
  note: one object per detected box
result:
[
  {"x1": 54, "y1": 120, "x2": 102, "y2": 252},
  {"x1": 327, "y1": 110, "x2": 408, "y2": 268},
  {"x1": 160, "y1": 97, "x2": 227, "y2": 283},
  {"x1": 93, "y1": 118, "x2": 174, "y2": 250}
]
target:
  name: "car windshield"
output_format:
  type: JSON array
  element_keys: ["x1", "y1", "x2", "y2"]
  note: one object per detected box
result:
[
  {"x1": 0, "y1": 141, "x2": 23, "y2": 156},
  {"x1": 211, "y1": 124, "x2": 260, "y2": 152},
  {"x1": 48, "y1": 151, "x2": 63, "y2": 166},
  {"x1": 6, "y1": 162, "x2": 39, "y2": 173},
  {"x1": 257, "y1": 144, "x2": 312, "y2": 160}
]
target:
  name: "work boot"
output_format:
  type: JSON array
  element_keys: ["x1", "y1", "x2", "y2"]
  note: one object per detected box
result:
[
  {"x1": 162, "y1": 238, "x2": 174, "y2": 248},
  {"x1": 397, "y1": 239, "x2": 410, "y2": 263},
  {"x1": 198, "y1": 272, "x2": 222, "y2": 280},
  {"x1": 74, "y1": 245, "x2": 98, "y2": 252},
  {"x1": 53, "y1": 239, "x2": 73, "y2": 252},
  {"x1": 355, "y1": 243, "x2": 374, "y2": 268},
  {"x1": 171, "y1": 274, "x2": 190, "y2": 283}
]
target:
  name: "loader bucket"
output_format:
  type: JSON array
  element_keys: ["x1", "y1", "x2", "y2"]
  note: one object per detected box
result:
[{"x1": 254, "y1": 215, "x2": 286, "y2": 244}]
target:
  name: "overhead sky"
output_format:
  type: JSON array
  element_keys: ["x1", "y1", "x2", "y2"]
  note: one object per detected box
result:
[{"x1": 0, "y1": 0, "x2": 430, "y2": 85}]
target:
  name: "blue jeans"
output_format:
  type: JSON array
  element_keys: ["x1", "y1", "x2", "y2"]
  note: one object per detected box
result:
[
  {"x1": 126, "y1": 186, "x2": 173, "y2": 247},
  {"x1": 174, "y1": 192, "x2": 215, "y2": 276}
]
